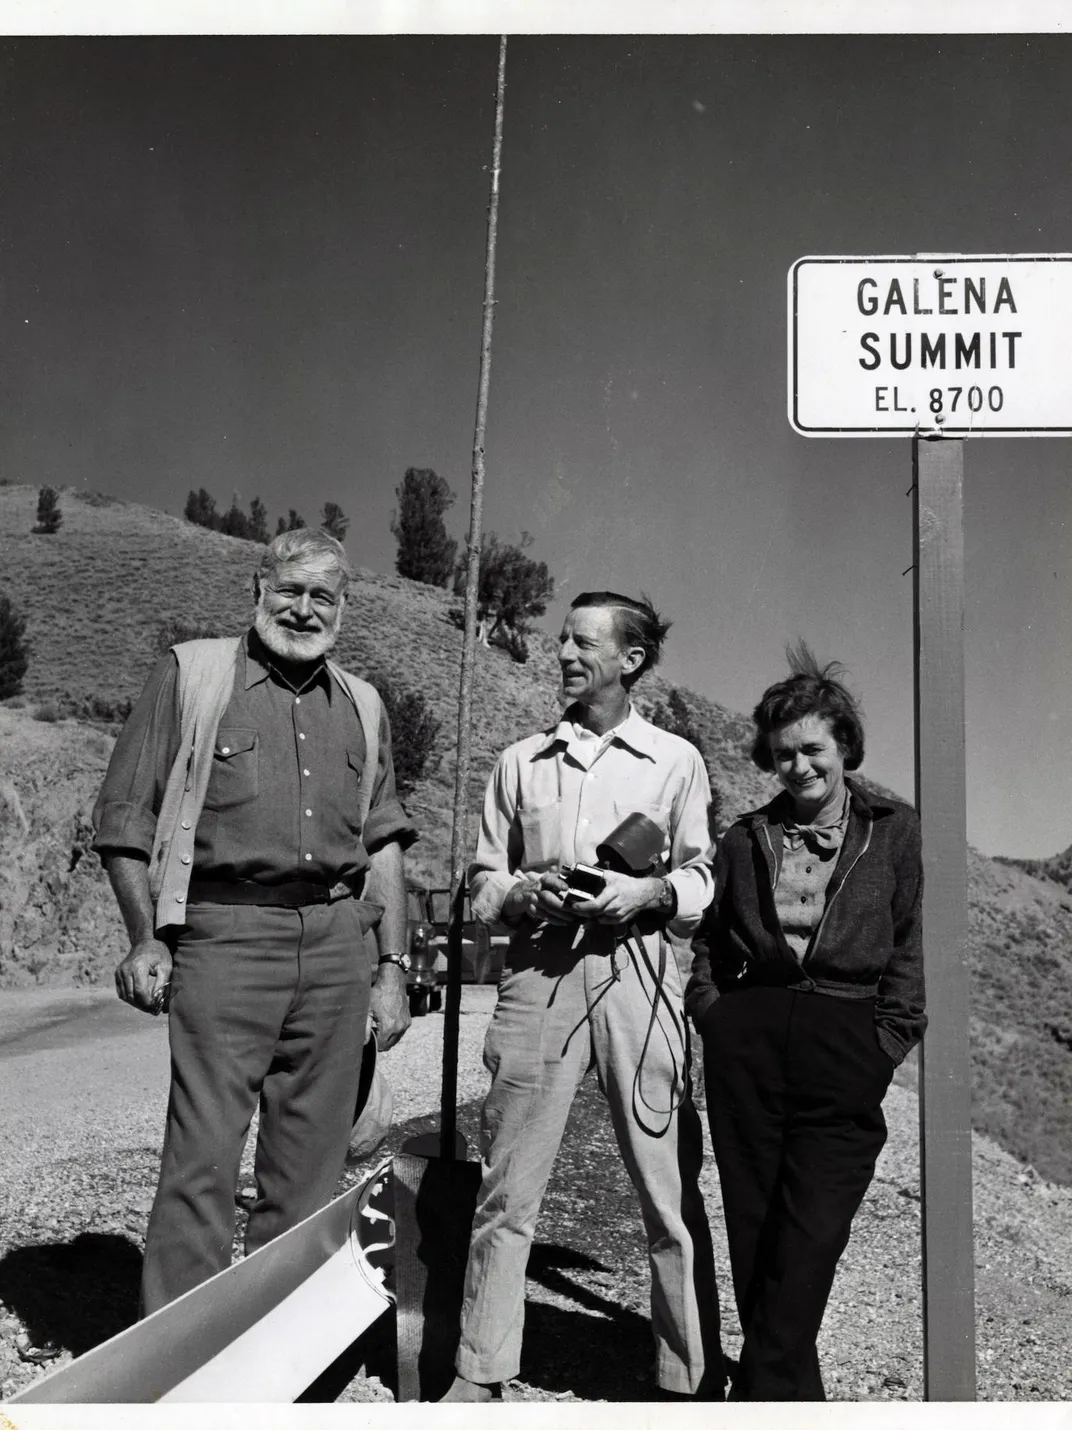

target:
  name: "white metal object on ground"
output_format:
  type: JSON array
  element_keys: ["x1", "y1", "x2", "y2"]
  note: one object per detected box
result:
[
  {"x1": 789, "y1": 254, "x2": 1072, "y2": 435},
  {"x1": 10, "y1": 1163, "x2": 394, "y2": 1403}
]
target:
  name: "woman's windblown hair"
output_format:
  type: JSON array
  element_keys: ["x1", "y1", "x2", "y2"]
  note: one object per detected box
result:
[{"x1": 750, "y1": 639, "x2": 865, "y2": 772}]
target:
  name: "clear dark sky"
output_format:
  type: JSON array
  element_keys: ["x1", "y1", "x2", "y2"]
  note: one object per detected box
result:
[{"x1": 2, "y1": 33, "x2": 1069, "y2": 856}]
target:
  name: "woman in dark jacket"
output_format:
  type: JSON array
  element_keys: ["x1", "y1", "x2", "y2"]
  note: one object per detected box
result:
[{"x1": 686, "y1": 645, "x2": 924, "y2": 1401}]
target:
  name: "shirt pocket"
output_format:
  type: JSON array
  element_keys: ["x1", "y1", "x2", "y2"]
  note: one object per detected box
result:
[
  {"x1": 203, "y1": 728, "x2": 259, "y2": 811},
  {"x1": 517, "y1": 799, "x2": 561, "y2": 870}
]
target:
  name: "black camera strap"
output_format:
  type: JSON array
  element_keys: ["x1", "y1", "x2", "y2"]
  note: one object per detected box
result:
[{"x1": 625, "y1": 923, "x2": 689, "y2": 1139}]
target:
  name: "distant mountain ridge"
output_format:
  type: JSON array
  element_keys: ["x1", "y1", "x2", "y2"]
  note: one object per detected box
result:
[{"x1": 2, "y1": 483, "x2": 1072, "y2": 1185}]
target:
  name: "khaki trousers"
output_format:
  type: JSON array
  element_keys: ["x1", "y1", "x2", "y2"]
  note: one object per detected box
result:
[
  {"x1": 140, "y1": 898, "x2": 373, "y2": 1315},
  {"x1": 455, "y1": 928, "x2": 722, "y2": 1394}
]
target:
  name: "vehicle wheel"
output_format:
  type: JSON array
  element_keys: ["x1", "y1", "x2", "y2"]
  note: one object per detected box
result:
[
  {"x1": 429, "y1": 988, "x2": 443, "y2": 1013},
  {"x1": 408, "y1": 988, "x2": 429, "y2": 1018}
]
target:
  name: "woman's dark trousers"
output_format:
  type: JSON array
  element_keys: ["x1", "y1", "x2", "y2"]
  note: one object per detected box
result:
[{"x1": 699, "y1": 984, "x2": 894, "y2": 1400}]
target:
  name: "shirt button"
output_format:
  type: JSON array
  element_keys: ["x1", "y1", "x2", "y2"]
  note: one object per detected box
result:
[
  {"x1": 304, "y1": 853, "x2": 313, "y2": 861},
  {"x1": 299, "y1": 733, "x2": 306, "y2": 741},
  {"x1": 295, "y1": 697, "x2": 301, "y2": 705},
  {"x1": 220, "y1": 746, "x2": 230, "y2": 755},
  {"x1": 305, "y1": 809, "x2": 313, "y2": 817},
  {"x1": 806, "y1": 866, "x2": 813, "y2": 874},
  {"x1": 303, "y1": 768, "x2": 310, "y2": 777},
  {"x1": 181, "y1": 820, "x2": 192, "y2": 830},
  {"x1": 175, "y1": 894, "x2": 185, "y2": 903},
  {"x1": 181, "y1": 854, "x2": 191, "y2": 865},
  {"x1": 800, "y1": 895, "x2": 807, "y2": 904}
]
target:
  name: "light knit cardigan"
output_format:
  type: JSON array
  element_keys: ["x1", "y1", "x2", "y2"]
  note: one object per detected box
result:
[{"x1": 148, "y1": 638, "x2": 382, "y2": 932}]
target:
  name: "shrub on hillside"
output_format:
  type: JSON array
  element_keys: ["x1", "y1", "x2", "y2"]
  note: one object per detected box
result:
[
  {"x1": 34, "y1": 701, "x2": 61, "y2": 722},
  {"x1": 75, "y1": 489, "x2": 120, "y2": 508},
  {"x1": 33, "y1": 486, "x2": 62, "y2": 534},
  {"x1": 367, "y1": 668, "x2": 443, "y2": 797},
  {"x1": 276, "y1": 509, "x2": 306, "y2": 534},
  {"x1": 0, "y1": 593, "x2": 30, "y2": 699},
  {"x1": 63, "y1": 693, "x2": 135, "y2": 724},
  {"x1": 155, "y1": 617, "x2": 223, "y2": 654},
  {"x1": 391, "y1": 468, "x2": 457, "y2": 586}
]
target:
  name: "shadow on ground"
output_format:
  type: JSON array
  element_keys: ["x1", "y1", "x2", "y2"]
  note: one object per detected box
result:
[
  {"x1": 0, "y1": 1232, "x2": 141, "y2": 1356},
  {"x1": 520, "y1": 1243, "x2": 655, "y2": 1398}
]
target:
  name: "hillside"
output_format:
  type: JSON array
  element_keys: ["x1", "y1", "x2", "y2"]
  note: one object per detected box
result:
[
  {"x1": 995, "y1": 845, "x2": 1072, "y2": 898},
  {"x1": 3, "y1": 482, "x2": 1072, "y2": 1185}
]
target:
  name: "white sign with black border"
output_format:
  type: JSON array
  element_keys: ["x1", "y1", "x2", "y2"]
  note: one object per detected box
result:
[{"x1": 789, "y1": 254, "x2": 1072, "y2": 436}]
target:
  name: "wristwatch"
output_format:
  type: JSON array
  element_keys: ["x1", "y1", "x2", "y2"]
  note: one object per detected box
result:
[
  {"x1": 378, "y1": 951, "x2": 411, "y2": 973},
  {"x1": 656, "y1": 877, "x2": 678, "y2": 918}
]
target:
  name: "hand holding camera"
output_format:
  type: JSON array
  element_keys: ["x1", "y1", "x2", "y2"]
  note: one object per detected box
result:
[
  {"x1": 560, "y1": 866, "x2": 668, "y2": 926},
  {"x1": 502, "y1": 871, "x2": 579, "y2": 926},
  {"x1": 557, "y1": 812, "x2": 673, "y2": 927}
]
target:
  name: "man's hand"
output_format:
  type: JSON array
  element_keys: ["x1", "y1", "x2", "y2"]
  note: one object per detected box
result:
[
  {"x1": 370, "y1": 962, "x2": 411, "y2": 1051},
  {"x1": 115, "y1": 938, "x2": 173, "y2": 1015},
  {"x1": 501, "y1": 872, "x2": 574, "y2": 927},
  {"x1": 568, "y1": 871, "x2": 665, "y2": 927},
  {"x1": 533, "y1": 871, "x2": 584, "y2": 925}
]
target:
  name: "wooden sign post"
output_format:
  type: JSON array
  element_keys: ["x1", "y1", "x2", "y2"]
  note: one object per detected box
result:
[
  {"x1": 790, "y1": 253, "x2": 1072, "y2": 1398},
  {"x1": 913, "y1": 435, "x2": 975, "y2": 1399}
]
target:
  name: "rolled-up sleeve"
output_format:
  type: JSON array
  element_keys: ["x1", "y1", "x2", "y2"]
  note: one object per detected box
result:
[
  {"x1": 469, "y1": 750, "x2": 525, "y2": 924},
  {"x1": 664, "y1": 744, "x2": 716, "y2": 936},
  {"x1": 91, "y1": 655, "x2": 182, "y2": 859},
  {"x1": 361, "y1": 706, "x2": 419, "y2": 854}
]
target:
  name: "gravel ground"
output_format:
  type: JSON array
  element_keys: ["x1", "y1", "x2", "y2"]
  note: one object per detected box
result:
[{"x1": 2, "y1": 985, "x2": 1071, "y2": 1404}]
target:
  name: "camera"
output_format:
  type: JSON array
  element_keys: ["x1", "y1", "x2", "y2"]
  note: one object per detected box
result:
[{"x1": 559, "y1": 863, "x2": 607, "y2": 904}]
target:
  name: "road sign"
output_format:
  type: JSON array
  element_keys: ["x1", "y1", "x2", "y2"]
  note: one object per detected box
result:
[{"x1": 789, "y1": 254, "x2": 1072, "y2": 436}]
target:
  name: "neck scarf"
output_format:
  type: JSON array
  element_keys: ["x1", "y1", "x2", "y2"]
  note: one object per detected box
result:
[{"x1": 781, "y1": 790, "x2": 851, "y2": 857}]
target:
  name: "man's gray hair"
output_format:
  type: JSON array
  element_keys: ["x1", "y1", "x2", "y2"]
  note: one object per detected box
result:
[{"x1": 256, "y1": 528, "x2": 353, "y2": 587}]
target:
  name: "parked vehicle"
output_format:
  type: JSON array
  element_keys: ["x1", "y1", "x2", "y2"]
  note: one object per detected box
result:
[{"x1": 404, "y1": 883, "x2": 510, "y2": 1016}]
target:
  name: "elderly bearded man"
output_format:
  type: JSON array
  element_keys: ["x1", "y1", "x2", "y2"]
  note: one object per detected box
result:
[
  {"x1": 442, "y1": 591, "x2": 724, "y2": 1402},
  {"x1": 91, "y1": 528, "x2": 416, "y2": 1314}
]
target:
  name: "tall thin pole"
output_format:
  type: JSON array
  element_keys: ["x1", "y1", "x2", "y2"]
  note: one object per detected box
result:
[
  {"x1": 913, "y1": 434, "x2": 976, "y2": 1398},
  {"x1": 442, "y1": 35, "x2": 508, "y2": 1158}
]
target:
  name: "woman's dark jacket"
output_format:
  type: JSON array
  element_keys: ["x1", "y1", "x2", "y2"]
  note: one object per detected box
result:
[{"x1": 685, "y1": 779, "x2": 925, "y2": 1066}]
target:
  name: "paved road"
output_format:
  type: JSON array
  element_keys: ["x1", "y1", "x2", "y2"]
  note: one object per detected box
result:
[{"x1": 0, "y1": 985, "x2": 497, "y2": 1178}]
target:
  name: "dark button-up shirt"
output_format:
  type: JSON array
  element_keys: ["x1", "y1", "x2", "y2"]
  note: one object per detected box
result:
[{"x1": 91, "y1": 630, "x2": 417, "y2": 887}]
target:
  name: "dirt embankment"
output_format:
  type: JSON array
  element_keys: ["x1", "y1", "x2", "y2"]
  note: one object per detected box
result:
[{"x1": 0, "y1": 708, "x2": 126, "y2": 988}]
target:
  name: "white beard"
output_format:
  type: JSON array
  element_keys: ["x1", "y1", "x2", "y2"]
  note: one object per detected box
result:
[{"x1": 254, "y1": 599, "x2": 342, "y2": 665}]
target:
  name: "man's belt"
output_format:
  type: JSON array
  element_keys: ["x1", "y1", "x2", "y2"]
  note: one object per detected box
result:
[{"x1": 186, "y1": 878, "x2": 359, "y2": 908}]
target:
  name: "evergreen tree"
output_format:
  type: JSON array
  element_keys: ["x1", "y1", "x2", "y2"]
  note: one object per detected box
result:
[
  {"x1": 390, "y1": 468, "x2": 457, "y2": 586},
  {"x1": 218, "y1": 495, "x2": 251, "y2": 539},
  {"x1": 184, "y1": 488, "x2": 218, "y2": 530},
  {"x1": 248, "y1": 497, "x2": 270, "y2": 544},
  {"x1": 33, "y1": 486, "x2": 62, "y2": 534},
  {"x1": 457, "y1": 531, "x2": 554, "y2": 663},
  {"x1": 321, "y1": 501, "x2": 350, "y2": 541}
]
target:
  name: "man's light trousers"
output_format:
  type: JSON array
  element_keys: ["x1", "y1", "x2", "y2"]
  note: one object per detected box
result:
[{"x1": 455, "y1": 929, "x2": 721, "y2": 1394}]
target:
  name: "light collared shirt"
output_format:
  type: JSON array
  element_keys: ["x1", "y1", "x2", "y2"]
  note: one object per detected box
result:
[{"x1": 469, "y1": 704, "x2": 715, "y2": 938}]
